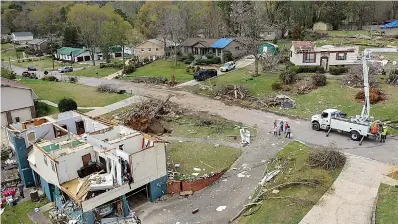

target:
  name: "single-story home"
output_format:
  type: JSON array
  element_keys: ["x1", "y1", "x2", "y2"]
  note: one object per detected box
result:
[
  {"x1": 180, "y1": 38, "x2": 218, "y2": 56},
  {"x1": 313, "y1": 22, "x2": 333, "y2": 32},
  {"x1": 1, "y1": 78, "x2": 38, "y2": 126},
  {"x1": 289, "y1": 41, "x2": 360, "y2": 70},
  {"x1": 135, "y1": 39, "x2": 177, "y2": 59},
  {"x1": 259, "y1": 28, "x2": 282, "y2": 41},
  {"x1": 27, "y1": 39, "x2": 48, "y2": 51},
  {"x1": 55, "y1": 46, "x2": 124, "y2": 62},
  {"x1": 258, "y1": 42, "x2": 279, "y2": 56},
  {"x1": 381, "y1": 20, "x2": 398, "y2": 36},
  {"x1": 210, "y1": 38, "x2": 246, "y2": 62},
  {"x1": 11, "y1": 32, "x2": 34, "y2": 44}
]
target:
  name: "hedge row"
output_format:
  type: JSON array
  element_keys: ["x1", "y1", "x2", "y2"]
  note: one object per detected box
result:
[
  {"x1": 287, "y1": 65, "x2": 325, "y2": 74},
  {"x1": 196, "y1": 57, "x2": 221, "y2": 65},
  {"x1": 99, "y1": 62, "x2": 124, "y2": 69},
  {"x1": 329, "y1": 66, "x2": 349, "y2": 75}
]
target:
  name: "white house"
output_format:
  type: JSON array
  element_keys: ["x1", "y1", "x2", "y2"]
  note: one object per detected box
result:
[
  {"x1": 6, "y1": 111, "x2": 167, "y2": 222},
  {"x1": 1, "y1": 78, "x2": 37, "y2": 126},
  {"x1": 289, "y1": 41, "x2": 360, "y2": 70},
  {"x1": 11, "y1": 32, "x2": 34, "y2": 44}
]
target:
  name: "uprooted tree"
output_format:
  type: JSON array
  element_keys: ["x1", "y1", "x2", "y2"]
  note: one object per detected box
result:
[{"x1": 342, "y1": 65, "x2": 378, "y2": 88}]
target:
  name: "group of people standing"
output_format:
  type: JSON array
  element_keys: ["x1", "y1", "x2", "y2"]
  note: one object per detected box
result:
[{"x1": 273, "y1": 120, "x2": 292, "y2": 138}]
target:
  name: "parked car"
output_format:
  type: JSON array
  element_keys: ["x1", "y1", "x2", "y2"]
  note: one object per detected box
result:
[
  {"x1": 35, "y1": 52, "x2": 43, "y2": 57},
  {"x1": 27, "y1": 66, "x2": 37, "y2": 71},
  {"x1": 22, "y1": 71, "x2": 31, "y2": 77},
  {"x1": 58, "y1": 66, "x2": 73, "y2": 73},
  {"x1": 220, "y1": 61, "x2": 236, "y2": 72},
  {"x1": 194, "y1": 69, "x2": 218, "y2": 81}
]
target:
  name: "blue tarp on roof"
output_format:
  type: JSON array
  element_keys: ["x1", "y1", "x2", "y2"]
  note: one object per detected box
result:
[
  {"x1": 210, "y1": 38, "x2": 233, "y2": 49},
  {"x1": 381, "y1": 20, "x2": 398, "y2": 29}
]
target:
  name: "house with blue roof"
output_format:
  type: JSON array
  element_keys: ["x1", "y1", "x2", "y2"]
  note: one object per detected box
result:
[
  {"x1": 180, "y1": 37, "x2": 245, "y2": 62},
  {"x1": 381, "y1": 20, "x2": 398, "y2": 36}
]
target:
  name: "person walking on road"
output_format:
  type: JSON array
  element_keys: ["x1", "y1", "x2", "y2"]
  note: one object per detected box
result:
[
  {"x1": 279, "y1": 120, "x2": 284, "y2": 136},
  {"x1": 285, "y1": 125, "x2": 291, "y2": 139},
  {"x1": 380, "y1": 125, "x2": 388, "y2": 143},
  {"x1": 273, "y1": 125, "x2": 278, "y2": 136},
  {"x1": 284, "y1": 122, "x2": 289, "y2": 134}
]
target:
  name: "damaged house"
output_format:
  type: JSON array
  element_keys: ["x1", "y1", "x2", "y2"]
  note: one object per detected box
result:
[{"x1": 6, "y1": 111, "x2": 167, "y2": 223}]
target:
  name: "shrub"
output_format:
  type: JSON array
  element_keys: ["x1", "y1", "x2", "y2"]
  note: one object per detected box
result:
[
  {"x1": 205, "y1": 53, "x2": 214, "y2": 59},
  {"x1": 329, "y1": 66, "x2": 349, "y2": 75},
  {"x1": 69, "y1": 77, "x2": 78, "y2": 83},
  {"x1": 288, "y1": 65, "x2": 324, "y2": 74},
  {"x1": 97, "y1": 84, "x2": 118, "y2": 93},
  {"x1": 15, "y1": 47, "x2": 26, "y2": 52},
  {"x1": 35, "y1": 101, "x2": 51, "y2": 117},
  {"x1": 355, "y1": 88, "x2": 384, "y2": 104},
  {"x1": 58, "y1": 98, "x2": 78, "y2": 112},
  {"x1": 42, "y1": 76, "x2": 58, "y2": 82},
  {"x1": 212, "y1": 57, "x2": 221, "y2": 64},
  {"x1": 223, "y1": 50, "x2": 233, "y2": 62},
  {"x1": 143, "y1": 58, "x2": 150, "y2": 64},
  {"x1": 311, "y1": 73, "x2": 327, "y2": 87},
  {"x1": 1, "y1": 68, "x2": 16, "y2": 80},
  {"x1": 271, "y1": 81, "x2": 282, "y2": 90},
  {"x1": 279, "y1": 71, "x2": 297, "y2": 85},
  {"x1": 99, "y1": 61, "x2": 123, "y2": 69},
  {"x1": 124, "y1": 64, "x2": 136, "y2": 74},
  {"x1": 387, "y1": 69, "x2": 398, "y2": 84}
]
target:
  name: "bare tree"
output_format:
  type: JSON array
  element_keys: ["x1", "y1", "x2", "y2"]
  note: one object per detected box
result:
[
  {"x1": 235, "y1": 2, "x2": 272, "y2": 77},
  {"x1": 164, "y1": 7, "x2": 186, "y2": 66}
]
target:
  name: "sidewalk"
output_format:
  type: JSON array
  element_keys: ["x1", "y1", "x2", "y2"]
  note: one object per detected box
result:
[
  {"x1": 27, "y1": 202, "x2": 54, "y2": 224},
  {"x1": 299, "y1": 154, "x2": 392, "y2": 224},
  {"x1": 85, "y1": 95, "x2": 146, "y2": 117}
]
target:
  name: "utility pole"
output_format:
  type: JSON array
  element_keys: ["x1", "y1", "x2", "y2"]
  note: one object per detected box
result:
[
  {"x1": 8, "y1": 56, "x2": 11, "y2": 70},
  {"x1": 50, "y1": 33, "x2": 55, "y2": 71},
  {"x1": 122, "y1": 42, "x2": 125, "y2": 74}
]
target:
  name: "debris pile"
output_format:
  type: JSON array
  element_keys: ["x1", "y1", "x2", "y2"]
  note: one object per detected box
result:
[
  {"x1": 96, "y1": 84, "x2": 118, "y2": 93},
  {"x1": 308, "y1": 143, "x2": 346, "y2": 170},
  {"x1": 215, "y1": 85, "x2": 251, "y2": 100},
  {"x1": 265, "y1": 95, "x2": 296, "y2": 109},
  {"x1": 131, "y1": 76, "x2": 168, "y2": 84},
  {"x1": 342, "y1": 65, "x2": 378, "y2": 88},
  {"x1": 119, "y1": 95, "x2": 182, "y2": 134},
  {"x1": 355, "y1": 88, "x2": 384, "y2": 104},
  {"x1": 296, "y1": 78, "x2": 316, "y2": 94}
]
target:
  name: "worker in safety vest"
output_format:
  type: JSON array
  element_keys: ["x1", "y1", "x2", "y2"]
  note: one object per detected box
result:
[{"x1": 380, "y1": 125, "x2": 388, "y2": 143}]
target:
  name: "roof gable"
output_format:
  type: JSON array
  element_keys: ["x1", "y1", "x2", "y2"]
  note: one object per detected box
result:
[
  {"x1": 12, "y1": 32, "x2": 33, "y2": 37},
  {"x1": 381, "y1": 20, "x2": 398, "y2": 29},
  {"x1": 210, "y1": 38, "x2": 233, "y2": 49}
]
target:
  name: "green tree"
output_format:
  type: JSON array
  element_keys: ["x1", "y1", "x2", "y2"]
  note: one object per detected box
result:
[
  {"x1": 0, "y1": 68, "x2": 16, "y2": 80},
  {"x1": 58, "y1": 98, "x2": 77, "y2": 112},
  {"x1": 63, "y1": 26, "x2": 80, "y2": 47}
]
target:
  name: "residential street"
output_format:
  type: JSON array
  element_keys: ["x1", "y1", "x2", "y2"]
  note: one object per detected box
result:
[{"x1": 10, "y1": 64, "x2": 398, "y2": 223}]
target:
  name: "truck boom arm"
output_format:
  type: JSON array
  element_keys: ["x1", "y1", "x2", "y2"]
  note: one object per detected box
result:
[{"x1": 360, "y1": 48, "x2": 398, "y2": 120}]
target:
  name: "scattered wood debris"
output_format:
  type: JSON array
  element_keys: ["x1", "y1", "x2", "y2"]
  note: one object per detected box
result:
[
  {"x1": 131, "y1": 76, "x2": 168, "y2": 84},
  {"x1": 216, "y1": 85, "x2": 251, "y2": 100},
  {"x1": 265, "y1": 95, "x2": 296, "y2": 109},
  {"x1": 342, "y1": 65, "x2": 378, "y2": 88},
  {"x1": 308, "y1": 142, "x2": 346, "y2": 170}
]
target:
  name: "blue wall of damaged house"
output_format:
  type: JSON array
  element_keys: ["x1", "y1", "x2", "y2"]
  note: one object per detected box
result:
[
  {"x1": 12, "y1": 134, "x2": 35, "y2": 187},
  {"x1": 40, "y1": 176, "x2": 55, "y2": 202},
  {"x1": 148, "y1": 175, "x2": 167, "y2": 202}
]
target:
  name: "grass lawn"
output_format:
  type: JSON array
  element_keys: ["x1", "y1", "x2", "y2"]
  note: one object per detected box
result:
[
  {"x1": 376, "y1": 184, "x2": 398, "y2": 224},
  {"x1": 122, "y1": 60, "x2": 193, "y2": 82},
  {"x1": 1, "y1": 198, "x2": 48, "y2": 224},
  {"x1": 239, "y1": 141, "x2": 343, "y2": 224},
  {"x1": 69, "y1": 66, "x2": 120, "y2": 77},
  {"x1": 167, "y1": 141, "x2": 241, "y2": 179},
  {"x1": 1, "y1": 49, "x2": 23, "y2": 61},
  {"x1": 326, "y1": 30, "x2": 375, "y2": 37},
  {"x1": 14, "y1": 57, "x2": 57, "y2": 71},
  {"x1": 20, "y1": 79, "x2": 129, "y2": 107},
  {"x1": 1, "y1": 43, "x2": 14, "y2": 50},
  {"x1": 164, "y1": 111, "x2": 256, "y2": 143}
]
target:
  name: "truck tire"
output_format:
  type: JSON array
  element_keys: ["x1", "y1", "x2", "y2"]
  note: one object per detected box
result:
[
  {"x1": 350, "y1": 131, "x2": 361, "y2": 141},
  {"x1": 312, "y1": 122, "x2": 320, "y2": 131}
]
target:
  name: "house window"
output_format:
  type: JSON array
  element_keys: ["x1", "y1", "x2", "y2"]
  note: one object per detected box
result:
[
  {"x1": 119, "y1": 144, "x2": 124, "y2": 151},
  {"x1": 148, "y1": 48, "x2": 151, "y2": 52},
  {"x1": 156, "y1": 48, "x2": 159, "y2": 51},
  {"x1": 267, "y1": 32, "x2": 272, "y2": 36},
  {"x1": 290, "y1": 51, "x2": 292, "y2": 57},
  {"x1": 303, "y1": 53, "x2": 316, "y2": 63},
  {"x1": 43, "y1": 155, "x2": 48, "y2": 166},
  {"x1": 51, "y1": 161, "x2": 56, "y2": 172},
  {"x1": 235, "y1": 46, "x2": 240, "y2": 50},
  {"x1": 15, "y1": 117, "x2": 20, "y2": 122},
  {"x1": 336, "y1": 53, "x2": 347, "y2": 60},
  {"x1": 141, "y1": 48, "x2": 144, "y2": 52}
]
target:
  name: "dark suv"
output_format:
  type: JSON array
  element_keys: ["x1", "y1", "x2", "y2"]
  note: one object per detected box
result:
[{"x1": 194, "y1": 69, "x2": 218, "y2": 81}]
